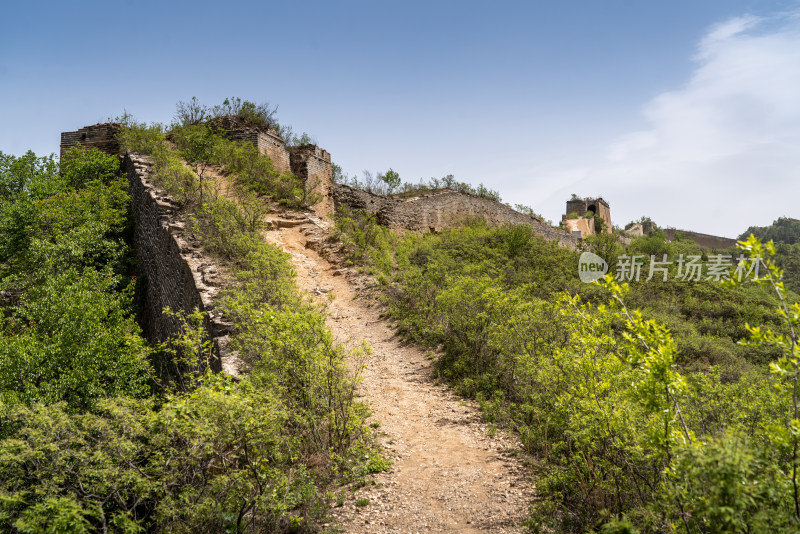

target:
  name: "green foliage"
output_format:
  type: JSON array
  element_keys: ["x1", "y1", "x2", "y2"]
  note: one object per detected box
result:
[
  {"x1": 662, "y1": 433, "x2": 790, "y2": 533},
  {"x1": 0, "y1": 271, "x2": 151, "y2": 412},
  {"x1": 0, "y1": 129, "x2": 378, "y2": 531},
  {"x1": 170, "y1": 124, "x2": 216, "y2": 202},
  {"x1": 0, "y1": 148, "x2": 149, "y2": 413},
  {"x1": 211, "y1": 97, "x2": 279, "y2": 129},
  {"x1": 155, "y1": 307, "x2": 214, "y2": 394},
  {"x1": 173, "y1": 96, "x2": 207, "y2": 126},
  {"x1": 585, "y1": 232, "x2": 623, "y2": 271},
  {"x1": 117, "y1": 122, "x2": 198, "y2": 206},
  {"x1": 739, "y1": 217, "x2": 800, "y2": 245},
  {"x1": 59, "y1": 147, "x2": 120, "y2": 189},
  {"x1": 382, "y1": 168, "x2": 401, "y2": 193},
  {"x1": 336, "y1": 206, "x2": 800, "y2": 530},
  {"x1": 122, "y1": 120, "x2": 307, "y2": 210},
  {"x1": 739, "y1": 218, "x2": 800, "y2": 292},
  {"x1": 0, "y1": 376, "x2": 327, "y2": 533},
  {"x1": 333, "y1": 207, "x2": 397, "y2": 272},
  {"x1": 736, "y1": 218, "x2": 800, "y2": 292},
  {"x1": 0, "y1": 150, "x2": 61, "y2": 202},
  {"x1": 775, "y1": 242, "x2": 800, "y2": 292},
  {"x1": 0, "y1": 149, "x2": 130, "y2": 288},
  {"x1": 627, "y1": 229, "x2": 674, "y2": 258}
]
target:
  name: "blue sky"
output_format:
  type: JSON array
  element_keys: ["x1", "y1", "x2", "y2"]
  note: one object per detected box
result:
[{"x1": 2, "y1": 1, "x2": 798, "y2": 236}]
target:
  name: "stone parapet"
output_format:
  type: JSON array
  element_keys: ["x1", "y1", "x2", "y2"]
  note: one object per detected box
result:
[
  {"x1": 60, "y1": 123, "x2": 122, "y2": 157},
  {"x1": 333, "y1": 183, "x2": 579, "y2": 247},
  {"x1": 123, "y1": 153, "x2": 233, "y2": 372}
]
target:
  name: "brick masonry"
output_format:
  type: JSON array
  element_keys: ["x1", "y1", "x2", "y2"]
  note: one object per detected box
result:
[
  {"x1": 214, "y1": 117, "x2": 333, "y2": 215},
  {"x1": 333, "y1": 183, "x2": 580, "y2": 246},
  {"x1": 564, "y1": 218, "x2": 594, "y2": 239},
  {"x1": 212, "y1": 116, "x2": 292, "y2": 173},
  {"x1": 290, "y1": 144, "x2": 334, "y2": 215},
  {"x1": 664, "y1": 228, "x2": 737, "y2": 249},
  {"x1": 123, "y1": 153, "x2": 232, "y2": 371},
  {"x1": 60, "y1": 123, "x2": 122, "y2": 157},
  {"x1": 563, "y1": 197, "x2": 612, "y2": 236}
]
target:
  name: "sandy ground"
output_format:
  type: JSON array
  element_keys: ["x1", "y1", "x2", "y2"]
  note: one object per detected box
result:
[{"x1": 258, "y1": 212, "x2": 535, "y2": 534}]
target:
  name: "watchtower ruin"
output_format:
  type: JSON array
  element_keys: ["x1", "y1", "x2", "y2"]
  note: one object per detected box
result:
[{"x1": 562, "y1": 196, "x2": 612, "y2": 238}]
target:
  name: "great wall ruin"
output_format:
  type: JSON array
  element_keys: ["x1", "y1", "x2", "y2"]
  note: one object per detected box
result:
[
  {"x1": 59, "y1": 120, "x2": 737, "y2": 359},
  {"x1": 59, "y1": 120, "x2": 586, "y2": 364}
]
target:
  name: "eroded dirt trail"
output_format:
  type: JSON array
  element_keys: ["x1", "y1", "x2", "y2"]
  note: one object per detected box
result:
[{"x1": 262, "y1": 215, "x2": 534, "y2": 533}]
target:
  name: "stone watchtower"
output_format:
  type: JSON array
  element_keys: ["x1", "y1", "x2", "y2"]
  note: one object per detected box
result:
[
  {"x1": 60, "y1": 123, "x2": 122, "y2": 157},
  {"x1": 562, "y1": 196, "x2": 612, "y2": 238}
]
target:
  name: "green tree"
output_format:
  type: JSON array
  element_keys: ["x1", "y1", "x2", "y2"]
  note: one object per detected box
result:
[
  {"x1": 0, "y1": 270, "x2": 151, "y2": 412},
  {"x1": 382, "y1": 168, "x2": 401, "y2": 194}
]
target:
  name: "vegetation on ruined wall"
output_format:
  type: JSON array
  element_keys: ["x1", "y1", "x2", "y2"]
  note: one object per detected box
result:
[
  {"x1": 0, "y1": 130, "x2": 376, "y2": 531},
  {"x1": 174, "y1": 95, "x2": 315, "y2": 147},
  {"x1": 335, "y1": 210, "x2": 800, "y2": 532},
  {"x1": 333, "y1": 163, "x2": 503, "y2": 202},
  {"x1": 116, "y1": 116, "x2": 308, "y2": 210}
]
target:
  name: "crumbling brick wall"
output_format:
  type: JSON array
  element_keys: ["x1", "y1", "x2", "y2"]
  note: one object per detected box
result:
[
  {"x1": 289, "y1": 145, "x2": 334, "y2": 215},
  {"x1": 60, "y1": 123, "x2": 122, "y2": 157},
  {"x1": 214, "y1": 118, "x2": 333, "y2": 215},
  {"x1": 563, "y1": 218, "x2": 594, "y2": 239},
  {"x1": 333, "y1": 183, "x2": 579, "y2": 246},
  {"x1": 664, "y1": 229, "x2": 737, "y2": 249},
  {"x1": 123, "y1": 153, "x2": 232, "y2": 371},
  {"x1": 563, "y1": 197, "x2": 612, "y2": 234},
  {"x1": 213, "y1": 117, "x2": 291, "y2": 173}
]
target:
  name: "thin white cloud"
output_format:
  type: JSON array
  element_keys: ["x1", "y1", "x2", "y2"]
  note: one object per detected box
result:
[{"x1": 541, "y1": 10, "x2": 800, "y2": 237}]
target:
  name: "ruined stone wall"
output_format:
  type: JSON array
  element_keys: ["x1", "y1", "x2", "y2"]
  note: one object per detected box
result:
[
  {"x1": 664, "y1": 229, "x2": 737, "y2": 250},
  {"x1": 60, "y1": 123, "x2": 122, "y2": 157},
  {"x1": 593, "y1": 201, "x2": 612, "y2": 233},
  {"x1": 333, "y1": 183, "x2": 579, "y2": 246},
  {"x1": 332, "y1": 182, "x2": 393, "y2": 214},
  {"x1": 215, "y1": 119, "x2": 334, "y2": 214},
  {"x1": 124, "y1": 153, "x2": 231, "y2": 371},
  {"x1": 565, "y1": 199, "x2": 587, "y2": 218},
  {"x1": 290, "y1": 145, "x2": 334, "y2": 215},
  {"x1": 564, "y1": 218, "x2": 594, "y2": 239},
  {"x1": 256, "y1": 130, "x2": 292, "y2": 173},
  {"x1": 563, "y1": 197, "x2": 612, "y2": 234},
  {"x1": 213, "y1": 117, "x2": 292, "y2": 173}
]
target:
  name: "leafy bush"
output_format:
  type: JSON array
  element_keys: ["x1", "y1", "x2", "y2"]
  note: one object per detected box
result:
[
  {"x1": 0, "y1": 271, "x2": 151, "y2": 412},
  {"x1": 0, "y1": 375, "x2": 329, "y2": 533},
  {"x1": 335, "y1": 207, "x2": 800, "y2": 530},
  {"x1": 0, "y1": 126, "x2": 378, "y2": 531}
]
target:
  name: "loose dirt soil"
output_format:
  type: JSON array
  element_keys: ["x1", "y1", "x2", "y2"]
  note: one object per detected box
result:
[{"x1": 260, "y1": 212, "x2": 536, "y2": 534}]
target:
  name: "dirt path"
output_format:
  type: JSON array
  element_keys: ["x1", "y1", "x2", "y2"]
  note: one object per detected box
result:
[{"x1": 262, "y1": 214, "x2": 535, "y2": 533}]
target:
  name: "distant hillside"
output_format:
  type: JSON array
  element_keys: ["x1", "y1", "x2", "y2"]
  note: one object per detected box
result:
[
  {"x1": 739, "y1": 216, "x2": 800, "y2": 244},
  {"x1": 740, "y1": 217, "x2": 800, "y2": 292}
]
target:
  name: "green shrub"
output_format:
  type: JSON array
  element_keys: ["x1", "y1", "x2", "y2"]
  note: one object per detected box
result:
[{"x1": 335, "y1": 206, "x2": 800, "y2": 530}]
